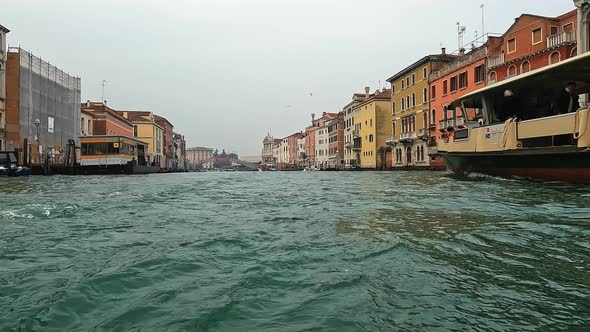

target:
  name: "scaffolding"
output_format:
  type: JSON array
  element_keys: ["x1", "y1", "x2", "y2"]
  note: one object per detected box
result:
[{"x1": 9, "y1": 47, "x2": 81, "y2": 162}]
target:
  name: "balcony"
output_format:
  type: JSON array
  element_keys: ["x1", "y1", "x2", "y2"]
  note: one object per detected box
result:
[
  {"x1": 400, "y1": 132, "x2": 416, "y2": 142},
  {"x1": 345, "y1": 142, "x2": 353, "y2": 149},
  {"x1": 352, "y1": 129, "x2": 360, "y2": 138},
  {"x1": 386, "y1": 136, "x2": 398, "y2": 145},
  {"x1": 438, "y1": 120, "x2": 447, "y2": 132},
  {"x1": 488, "y1": 53, "x2": 505, "y2": 68},
  {"x1": 447, "y1": 119, "x2": 456, "y2": 128},
  {"x1": 456, "y1": 117, "x2": 465, "y2": 128},
  {"x1": 547, "y1": 30, "x2": 576, "y2": 48},
  {"x1": 418, "y1": 128, "x2": 428, "y2": 138},
  {"x1": 352, "y1": 145, "x2": 362, "y2": 151}
]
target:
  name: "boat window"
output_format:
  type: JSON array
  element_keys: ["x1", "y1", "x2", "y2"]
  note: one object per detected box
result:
[{"x1": 461, "y1": 99, "x2": 484, "y2": 123}]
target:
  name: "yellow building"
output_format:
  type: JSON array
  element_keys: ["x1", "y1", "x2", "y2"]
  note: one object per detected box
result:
[
  {"x1": 119, "y1": 111, "x2": 164, "y2": 167},
  {"x1": 386, "y1": 52, "x2": 455, "y2": 168},
  {"x1": 353, "y1": 88, "x2": 391, "y2": 169}
]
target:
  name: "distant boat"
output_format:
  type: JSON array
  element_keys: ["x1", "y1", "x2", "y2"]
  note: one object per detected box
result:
[{"x1": 0, "y1": 151, "x2": 30, "y2": 177}]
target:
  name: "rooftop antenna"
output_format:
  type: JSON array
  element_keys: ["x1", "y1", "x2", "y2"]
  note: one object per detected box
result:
[
  {"x1": 101, "y1": 80, "x2": 107, "y2": 103},
  {"x1": 457, "y1": 22, "x2": 466, "y2": 51},
  {"x1": 481, "y1": 2, "x2": 485, "y2": 43}
]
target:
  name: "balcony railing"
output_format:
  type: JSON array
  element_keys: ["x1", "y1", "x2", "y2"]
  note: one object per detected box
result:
[
  {"x1": 547, "y1": 30, "x2": 576, "y2": 48},
  {"x1": 400, "y1": 132, "x2": 417, "y2": 141},
  {"x1": 438, "y1": 120, "x2": 447, "y2": 131},
  {"x1": 488, "y1": 53, "x2": 505, "y2": 68},
  {"x1": 386, "y1": 136, "x2": 398, "y2": 145},
  {"x1": 447, "y1": 119, "x2": 456, "y2": 128},
  {"x1": 418, "y1": 128, "x2": 427, "y2": 138}
]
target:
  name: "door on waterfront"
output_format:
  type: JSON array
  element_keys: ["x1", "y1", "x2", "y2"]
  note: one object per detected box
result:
[{"x1": 406, "y1": 146, "x2": 412, "y2": 165}]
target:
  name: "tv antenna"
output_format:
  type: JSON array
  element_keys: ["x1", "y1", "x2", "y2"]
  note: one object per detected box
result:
[
  {"x1": 457, "y1": 22, "x2": 466, "y2": 50},
  {"x1": 101, "y1": 80, "x2": 107, "y2": 103}
]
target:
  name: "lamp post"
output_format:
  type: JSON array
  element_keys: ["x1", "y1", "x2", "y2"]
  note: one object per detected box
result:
[{"x1": 34, "y1": 119, "x2": 40, "y2": 164}]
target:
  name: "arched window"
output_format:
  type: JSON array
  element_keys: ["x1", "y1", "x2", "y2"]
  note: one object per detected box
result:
[
  {"x1": 406, "y1": 96, "x2": 410, "y2": 109},
  {"x1": 549, "y1": 51, "x2": 561, "y2": 64},
  {"x1": 431, "y1": 109, "x2": 436, "y2": 125},
  {"x1": 521, "y1": 61, "x2": 531, "y2": 73},
  {"x1": 401, "y1": 98, "x2": 405, "y2": 110},
  {"x1": 571, "y1": 47, "x2": 577, "y2": 57},
  {"x1": 507, "y1": 65, "x2": 517, "y2": 77},
  {"x1": 489, "y1": 71, "x2": 497, "y2": 82},
  {"x1": 412, "y1": 93, "x2": 416, "y2": 107},
  {"x1": 423, "y1": 88, "x2": 428, "y2": 103},
  {"x1": 392, "y1": 101, "x2": 396, "y2": 114}
]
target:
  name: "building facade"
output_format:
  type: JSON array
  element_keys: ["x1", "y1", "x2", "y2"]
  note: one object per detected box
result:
[
  {"x1": 0, "y1": 24, "x2": 9, "y2": 150},
  {"x1": 343, "y1": 92, "x2": 367, "y2": 168},
  {"x1": 305, "y1": 112, "x2": 338, "y2": 167},
  {"x1": 326, "y1": 113, "x2": 344, "y2": 169},
  {"x1": 186, "y1": 146, "x2": 214, "y2": 169},
  {"x1": 81, "y1": 101, "x2": 134, "y2": 137},
  {"x1": 173, "y1": 133, "x2": 187, "y2": 171},
  {"x1": 487, "y1": 10, "x2": 577, "y2": 84},
  {"x1": 297, "y1": 135, "x2": 306, "y2": 166},
  {"x1": 154, "y1": 115, "x2": 175, "y2": 170},
  {"x1": 287, "y1": 132, "x2": 305, "y2": 167},
  {"x1": 354, "y1": 89, "x2": 392, "y2": 169},
  {"x1": 81, "y1": 109, "x2": 94, "y2": 136},
  {"x1": 119, "y1": 111, "x2": 164, "y2": 167},
  {"x1": 262, "y1": 133, "x2": 280, "y2": 166},
  {"x1": 5, "y1": 47, "x2": 81, "y2": 164},
  {"x1": 387, "y1": 53, "x2": 455, "y2": 169},
  {"x1": 315, "y1": 123, "x2": 329, "y2": 168},
  {"x1": 429, "y1": 46, "x2": 488, "y2": 168}
]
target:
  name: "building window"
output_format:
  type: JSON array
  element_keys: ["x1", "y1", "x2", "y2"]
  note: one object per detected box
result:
[
  {"x1": 392, "y1": 121, "x2": 396, "y2": 136},
  {"x1": 391, "y1": 84, "x2": 395, "y2": 93},
  {"x1": 370, "y1": 119, "x2": 373, "y2": 127},
  {"x1": 474, "y1": 65, "x2": 485, "y2": 83},
  {"x1": 549, "y1": 51, "x2": 561, "y2": 64},
  {"x1": 507, "y1": 64, "x2": 517, "y2": 77},
  {"x1": 369, "y1": 134, "x2": 374, "y2": 143},
  {"x1": 532, "y1": 28, "x2": 542, "y2": 45},
  {"x1": 412, "y1": 74, "x2": 415, "y2": 85},
  {"x1": 392, "y1": 101, "x2": 396, "y2": 114},
  {"x1": 459, "y1": 72, "x2": 468, "y2": 89},
  {"x1": 507, "y1": 38, "x2": 516, "y2": 54},
  {"x1": 450, "y1": 76, "x2": 458, "y2": 92},
  {"x1": 563, "y1": 23, "x2": 574, "y2": 32},
  {"x1": 134, "y1": 125, "x2": 138, "y2": 137},
  {"x1": 423, "y1": 88, "x2": 428, "y2": 103},
  {"x1": 401, "y1": 80, "x2": 405, "y2": 89},
  {"x1": 406, "y1": 96, "x2": 410, "y2": 109},
  {"x1": 489, "y1": 71, "x2": 497, "y2": 82},
  {"x1": 550, "y1": 26, "x2": 559, "y2": 35},
  {"x1": 406, "y1": 77, "x2": 410, "y2": 87},
  {"x1": 431, "y1": 85, "x2": 436, "y2": 100},
  {"x1": 48, "y1": 117, "x2": 55, "y2": 133},
  {"x1": 443, "y1": 80, "x2": 448, "y2": 95},
  {"x1": 431, "y1": 109, "x2": 436, "y2": 125},
  {"x1": 521, "y1": 61, "x2": 531, "y2": 73},
  {"x1": 423, "y1": 67, "x2": 427, "y2": 79},
  {"x1": 412, "y1": 93, "x2": 416, "y2": 107},
  {"x1": 401, "y1": 98, "x2": 405, "y2": 110}
]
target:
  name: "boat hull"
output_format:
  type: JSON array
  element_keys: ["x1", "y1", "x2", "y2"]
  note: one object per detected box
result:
[{"x1": 439, "y1": 148, "x2": 590, "y2": 184}]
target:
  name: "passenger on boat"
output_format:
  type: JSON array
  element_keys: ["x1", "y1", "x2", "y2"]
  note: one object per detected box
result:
[
  {"x1": 498, "y1": 89, "x2": 522, "y2": 121},
  {"x1": 550, "y1": 81, "x2": 579, "y2": 115}
]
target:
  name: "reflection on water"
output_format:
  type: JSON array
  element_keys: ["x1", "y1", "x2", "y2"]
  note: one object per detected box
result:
[{"x1": 1, "y1": 172, "x2": 589, "y2": 331}]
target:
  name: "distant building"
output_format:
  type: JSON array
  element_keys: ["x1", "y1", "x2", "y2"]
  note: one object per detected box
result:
[
  {"x1": 306, "y1": 112, "x2": 338, "y2": 167},
  {"x1": 261, "y1": 133, "x2": 281, "y2": 166},
  {"x1": 0, "y1": 24, "x2": 9, "y2": 150},
  {"x1": 5, "y1": 47, "x2": 81, "y2": 164},
  {"x1": 296, "y1": 135, "x2": 306, "y2": 166},
  {"x1": 186, "y1": 146, "x2": 214, "y2": 169},
  {"x1": 119, "y1": 111, "x2": 164, "y2": 167},
  {"x1": 154, "y1": 114, "x2": 175, "y2": 170},
  {"x1": 81, "y1": 101, "x2": 134, "y2": 137},
  {"x1": 286, "y1": 132, "x2": 305, "y2": 167},
  {"x1": 343, "y1": 92, "x2": 367, "y2": 168},
  {"x1": 173, "y1": 133, "x2": 186, "y2": 171},
  {"x1": 326, "y1": 113, "x2": 344, "y2": 169}
]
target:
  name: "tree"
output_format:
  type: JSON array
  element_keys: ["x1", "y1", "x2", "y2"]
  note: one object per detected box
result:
[
  {"x1": 213, "y1": 149, "x2": 219, "y2": 158},
  {"x1": 220, "y1": 149, "x2": 227, "y2": 158}
]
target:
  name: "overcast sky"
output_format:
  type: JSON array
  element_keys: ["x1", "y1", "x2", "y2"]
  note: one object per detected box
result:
[{"x1": 3, "y1": 0, "x2": 575, "y2": 155}]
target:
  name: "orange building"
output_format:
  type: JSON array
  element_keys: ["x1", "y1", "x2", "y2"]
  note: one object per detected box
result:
[
  {"x1": 429, "y1": 46, "x2": 488, "y2": 167},
  {"x1": 487, "y1": 10, "x2": 577, "y2": 83},
  {"x1": 304, "y1": 112, "x2": 338, "y2": 166},
  {"x1": 81, "y1": 101, "x2": 134, "y2": 137}
]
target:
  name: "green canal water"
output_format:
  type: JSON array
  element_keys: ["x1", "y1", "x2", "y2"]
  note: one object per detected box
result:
[{"x1": 1, "y1": 172, "x2": 589, "y2": 331}]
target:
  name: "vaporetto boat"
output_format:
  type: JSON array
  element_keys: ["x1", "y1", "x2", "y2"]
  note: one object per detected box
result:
[{"x1": 437, "y1": 52, "x2": 590, "y2": 184}]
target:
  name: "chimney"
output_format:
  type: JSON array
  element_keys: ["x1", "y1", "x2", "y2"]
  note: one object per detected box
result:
[
  {"x1": 86, "y1": 100, "x2": 90, "y2": 107},
  {"x1": 365, "y1": 86, "x2": 370, "y2": 100},
  {"x1": 311, "y1": 113, "x2": 316, "y2": 122},
  {"x1": 459, "y1": 48, "x2": 465, "y2": 56},
  {"x1": 441, "y1": 47, "x2": 446, "y2": 55},
  {"x1": 123, "y1": 112, "x2": 128, "y2": 119}
]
